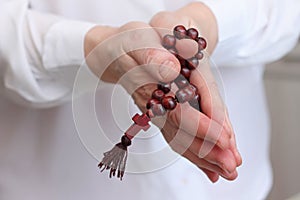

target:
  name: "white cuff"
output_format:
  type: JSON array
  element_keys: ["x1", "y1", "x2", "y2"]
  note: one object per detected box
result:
[{"x1": 43, "y1": 20, "x2": 96, "y2": 69}]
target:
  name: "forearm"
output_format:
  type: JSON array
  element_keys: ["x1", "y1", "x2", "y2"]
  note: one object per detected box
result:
[{"x1": 0, "y1": 0, "x2": 95, "y2": 107}]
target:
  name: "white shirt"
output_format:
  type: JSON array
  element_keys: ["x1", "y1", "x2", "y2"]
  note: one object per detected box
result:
[{"x1": 0, "y1": 0, "x2": 299, "y2": 200}]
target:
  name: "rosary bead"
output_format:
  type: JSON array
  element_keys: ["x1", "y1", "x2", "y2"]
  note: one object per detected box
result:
[
  {"x1": 187, "y1": 57, "x2": 199, "y2": 70},
  {"x1": 121, "y1": 135, "x2": 132, "y2": 147},
  {"x1": 188, "y1": 84, "x2": 198, "y2": 94},
  {"x1": 161, "y1": 96, "x2": 177, "y2": 110},
  {"x1": 174, "y1": 76, "x2": 189, "y2": 89},
  {"x1": 175, "y1": 89, "x2": 189, "y2": 103},
  {"x1": 189, "y1": 94, "x2": 201, "y2": 111},
  {"x1": 152, "y1": 89, "x2": 165, "y2": 101},
  {"x1": 194, "y1": 93, "x2": 200, "y2": 101},
  {"x1": 173, "y1": 25, "x2": 187, "y2": 39},
  {"x1": 157, "y1": 82, "x2": 171, "y2": 94},
  {"x1": 151, "y1": 103, "x2": 166, "y2": 116},
  {"x1": 196, "y1": 37, "x2": 207, "y2": 51},
  {"x1": 177, "y1": 55, "x2": 187, "y2": 68},
  {"x1": 183, "y1": 85, "x2": 195, "y2": 98},
  {"x1": 146, "y1": 98, "x2": 160, "y2": 109},
  {"x1": 176, "y1": 85, "x2": 198, "y2": 103},
  {"x1": 187, "y1": 28, "x2": 198, "y2": 40},
  {"x1": 180, "y1": 67, "x2": 191, "y2": 79},
  {"x1": 195, "y1": 51, "x2": 204, "y2": 60},
  {"x1": 162, "y1": 34, "x2": 176, "y2": 49}
]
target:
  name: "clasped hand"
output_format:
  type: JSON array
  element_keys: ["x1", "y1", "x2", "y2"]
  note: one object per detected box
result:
[{"x1": 84, "y1": 2, "x2": 242, "y2": 183}]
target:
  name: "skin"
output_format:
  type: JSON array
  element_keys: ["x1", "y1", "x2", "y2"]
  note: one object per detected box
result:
[{"x1": 84, "y1": 2, "x2": 242, "y2": 183}]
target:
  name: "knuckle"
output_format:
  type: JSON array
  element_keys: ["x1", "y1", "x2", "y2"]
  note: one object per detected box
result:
[
  {"x1": 222, "y1": 122, "x2": 232, "y2": 136},
  {"x1": 123, "y1": 21, "x2": 148, "y2": 29},
  {"x1": 144, "y1": 48, "x2": 157, "y2": 60},
  {"x1": 144, "y1": 48, "x2": 160, "y2": 65},
  {"x1": 122, "y1": 22, "x2": 150, "y2": 42},
  {"x1": 150, "y1": 11, "x2": 173, "y2": 26}
]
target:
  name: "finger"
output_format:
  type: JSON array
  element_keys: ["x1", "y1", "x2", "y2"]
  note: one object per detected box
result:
[
  {"x1": 224, "y1": 108, "x2": 242, "y2": 166},
  {"x1": 169, "y1": 139, "x2": 238, "y2": 181},
  {"x1": 200, "y1": 167, "x2": 219, "y2": 183},
  {"x1": 119, "y1": 22, "x2": 180, "y2": 83},
  {"x1": 190, "y1": 63, "x2": 227, "y2": 127},
  {"x1": 230, "y1": 132, "x2": 242, "y2": 167},
  {"x1": 191, "y1": 68, "x2": 242, "y2": 165},
  {"x1": 173, "y1": 128, "x2": 237, "y2": 173},
  {"x1": 167, "y1": 103, "x2": 231, "y2": 150},
  {"x1": 131, "y1": 48, "x2": 181, "y2": 82},
  {"x1": 150, "y1": 11, "x2": 191, "y2": 35}
]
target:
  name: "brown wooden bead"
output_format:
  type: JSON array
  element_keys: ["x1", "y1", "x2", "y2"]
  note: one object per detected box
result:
[
  {"x1": 121, "y1": 135, "x2": 132, "y2": 147},
  {"x1": 146, "y1": 98, "x2": 160, "y2": 109},
  {"x1": 175, "y1": 89, "x2": 189, "y2": 103},
  {"x1": 180, "y1": 67, "x2": 191, "y2": 79},
  {"x1": 187, "y1": 57, "x2": 199, "y2": 70},
  {"x1": 182, "y1": 85, "x2": 195, "y2": 99},
  {"x1": 173, "y1": 25, "x2": 187, "y2": 39},
  {"x1": 176, "y1": 85, "x2": 198, "y2": 103},
  {"x1": 184, "y1": 86, "x2": 194, "y2": 95},
  {"x1": 151, "y1": 103, "x2": 166, "y2": 116},
  {"x1": 195, "y1": 51, "x2": 204, "y2": 60},
  {"x1": 194, "y1": 93, "x2": 200, "y2": 101},
  {"x1": 157, "y1": 82, "x2": 171, "y2": 94},
  {"x1": 187, "y1": 84, "x2": 198, "y2": 94},
  {"x1": 196, "y1": 37, "x2": 207, "y2": 51},
  {"x1": 162, "y1": 34, "x2": 176, "y2": 49},
  {"x1": 177, "y1": 55, "x2": 187, "y2": 68},
  {"x1": 161, "y1": 96, "x2": 177, "y2": 110},
  {"x1": 188, "y1": 92, "x2": 199, "y2": 102},
  {"x1": 187, "y1": 28, "x2": 198, "y2": 40},
  {"x1": 189, "y1": 94, "x2": 201, "y2": 111},
  {"x1": 152, "y1": 89, "x2": 165, "y2": 101},
  {"x1": 174, "y1": 76, "x2": 189, "y2": 89}
]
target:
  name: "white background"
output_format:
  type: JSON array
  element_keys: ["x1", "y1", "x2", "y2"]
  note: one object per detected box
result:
[{"x1": 265, "y1": 42, "x2": 300, "y2": 200}]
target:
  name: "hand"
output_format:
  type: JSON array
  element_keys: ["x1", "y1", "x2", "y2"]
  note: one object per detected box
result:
[
  {"x1": 148, "y1": 2, "x2": 242, "y2": 182},
  {"x1": 84, "y1": 22, "x2": 180, "y2": 90},
  {"x1": 84, "y1": 2, "x2": 242, "y2": 183}
]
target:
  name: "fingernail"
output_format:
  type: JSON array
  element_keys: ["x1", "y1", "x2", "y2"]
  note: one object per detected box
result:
[{"x1": 159, "y1": 60, "x2": 175, "y2": 80}]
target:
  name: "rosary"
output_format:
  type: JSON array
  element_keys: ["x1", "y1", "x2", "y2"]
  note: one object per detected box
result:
[{"x1": 98, "y1": 25, "x2": 207, "y2": 180}]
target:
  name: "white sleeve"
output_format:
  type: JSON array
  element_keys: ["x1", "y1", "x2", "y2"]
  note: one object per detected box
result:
[
  {"x1": 0, "y1": 0, "x2": 96, "y2": 108},
  {"x1": 200, "y1": 0, "x2": 300, "y2": 67}
]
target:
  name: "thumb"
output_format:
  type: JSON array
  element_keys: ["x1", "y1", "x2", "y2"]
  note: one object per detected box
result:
[{"x1": 131, "y1": 48, "x2": 181, "y2": 83}]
